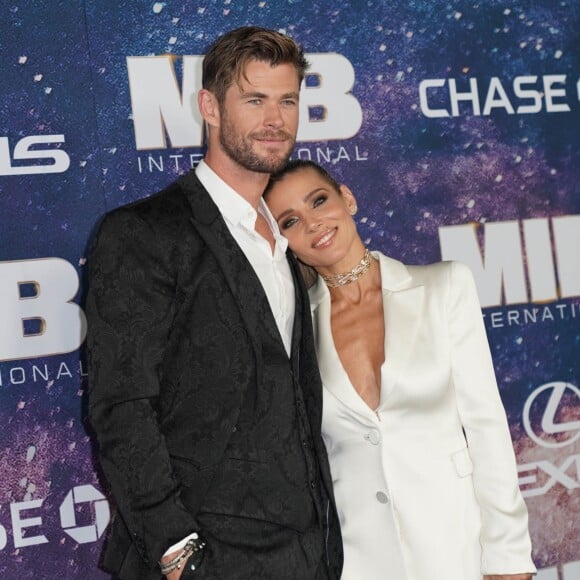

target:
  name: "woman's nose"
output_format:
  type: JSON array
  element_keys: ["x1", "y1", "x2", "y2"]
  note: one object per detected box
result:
[{"x1": 305, "y1": 217, "x2": 322, "y2": 232}]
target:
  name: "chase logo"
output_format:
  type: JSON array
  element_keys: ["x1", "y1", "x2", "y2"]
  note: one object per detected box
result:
[
  {"x1": 60, "y1": 485, "x2": 110, "y2": 544},
  {"x1": 523, "y1": 381, "x2": 580, "y2": 449}
]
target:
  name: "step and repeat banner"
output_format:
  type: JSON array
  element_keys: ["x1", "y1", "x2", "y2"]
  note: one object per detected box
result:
[{"x1": 1, "y1": 1, "x2": 578, "y2": 578}]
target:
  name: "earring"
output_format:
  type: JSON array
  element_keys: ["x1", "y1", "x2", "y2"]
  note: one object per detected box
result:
[{"x1": 350, "y1": 205, "x2": 358, "y2": 216}]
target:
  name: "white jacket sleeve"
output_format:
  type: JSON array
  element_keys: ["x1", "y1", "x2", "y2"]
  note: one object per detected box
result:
[{"x1": 448, "y1": 260, "x2": 536, "y2": 575}]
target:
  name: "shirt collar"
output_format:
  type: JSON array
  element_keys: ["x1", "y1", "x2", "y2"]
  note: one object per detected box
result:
[{"x1": 195, "y1": 160, "x2": 288, "y2": 252}]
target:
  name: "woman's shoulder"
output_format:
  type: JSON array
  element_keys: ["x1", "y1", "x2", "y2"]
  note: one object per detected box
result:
[
  {"x1": 403, "y1": 258, "x2": 472, "y2": 284},
  {"x1": 374, "y1": 251, "x2": 451, "y2": 287},
  {"x1": 376, "y1": 253, "x2": 476, "y2": 296}
]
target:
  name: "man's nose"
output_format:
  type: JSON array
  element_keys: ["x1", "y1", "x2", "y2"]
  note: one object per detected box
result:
[{"x1": 263, "y1": 104, "x2": 284, "y2": 128}]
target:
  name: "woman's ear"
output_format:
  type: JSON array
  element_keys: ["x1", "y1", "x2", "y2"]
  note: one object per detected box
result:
[
  {"x1": 339, "y1": 184, "x2": 358, "y2": 215},
  {"x1": 198, "y1": 89, "x2": 220, "y2": 128}
]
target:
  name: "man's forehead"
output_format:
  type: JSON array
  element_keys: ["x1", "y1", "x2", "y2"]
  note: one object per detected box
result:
[{"x1": 233, "y1": 59, "x2": 299, "y2": 92}]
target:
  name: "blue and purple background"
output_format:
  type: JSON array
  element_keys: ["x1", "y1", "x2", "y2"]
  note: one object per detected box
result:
[{"x1": 1, "y1": 1, "x2": 578, "y2": 578}]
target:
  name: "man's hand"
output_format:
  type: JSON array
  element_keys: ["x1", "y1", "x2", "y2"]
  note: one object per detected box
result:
[
  {"x1": 161, "y1": 548, "x2": 191, "y2": 580},
  {"x1": 484, "y1": 575, "x2": 534, "y2": 580}
]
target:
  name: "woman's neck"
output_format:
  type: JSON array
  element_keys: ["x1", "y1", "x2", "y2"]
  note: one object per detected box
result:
[{"x1": 322, "y1": 252, "x2": 381, "y2": 304}]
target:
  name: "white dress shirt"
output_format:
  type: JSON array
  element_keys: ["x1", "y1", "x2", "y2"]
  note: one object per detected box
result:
[
  {"x1": 195, "y1": 160, "x2": 295, "y2": 355},
  {"x1": 163, "y1": 161, "x2": 296, "y2": 558}
]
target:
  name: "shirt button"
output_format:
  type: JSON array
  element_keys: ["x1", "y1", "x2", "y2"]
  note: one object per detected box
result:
[
  {"x1": 364, "y1": 429, "x2": 381, "y2": 445},
  {"x1": 376, "y1": 491, "x2": 389, "y2": 504},
  {"x1": 310, "y1": 480, "x2": 316, "y2": 489}
]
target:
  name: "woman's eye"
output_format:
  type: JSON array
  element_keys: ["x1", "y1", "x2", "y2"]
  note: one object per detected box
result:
[
  {"x1": 313, "y1": 195, "x2": 327, "y2": 208},
  {"x1": 281, "y1": 217, "x2": 298, "y2": 230}
]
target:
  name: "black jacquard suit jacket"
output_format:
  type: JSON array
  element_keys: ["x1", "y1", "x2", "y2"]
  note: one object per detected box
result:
[{"x1": 86, "y1": 171, "x2": 343, "y2": 580}]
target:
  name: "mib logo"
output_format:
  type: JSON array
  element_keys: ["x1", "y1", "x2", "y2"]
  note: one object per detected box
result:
[
  {"x1": 127, "y1": 53, "x2": 363, "y2": 150},
  {"x1": 439, "y1": 216, "x2": 580, "y2": 307},
  {"x1": 0, "y1": 135, "x2": 70, "y2": 176},
  {"x1": 0, "y1": 258, "x2": 86, "y2": 362}
]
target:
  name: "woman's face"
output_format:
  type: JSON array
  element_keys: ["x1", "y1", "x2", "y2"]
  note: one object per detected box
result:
[{"x1": 265, "y1": 167, "x2": 360, "y2": 271}]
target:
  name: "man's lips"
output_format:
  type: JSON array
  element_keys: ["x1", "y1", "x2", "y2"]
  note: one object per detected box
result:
[
  {"x1": 253, "y1": 131, "x2": 291, "y2": 143},
  {"x1": 313, "y1": 228, "x2": 337, "y2": 248}
]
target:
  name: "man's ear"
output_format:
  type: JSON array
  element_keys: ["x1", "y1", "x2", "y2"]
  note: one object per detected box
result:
[{"x1": 198, "y1": 89, "x2": 220, "y2": 128}]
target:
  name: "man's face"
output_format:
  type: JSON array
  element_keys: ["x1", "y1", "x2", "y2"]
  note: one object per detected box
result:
[{"x1": 218, "y1": 60, "x2": 301, "y2": 173}]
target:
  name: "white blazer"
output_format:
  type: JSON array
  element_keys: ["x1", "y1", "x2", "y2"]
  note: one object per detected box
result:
[{"x1": 309, "y1": 252, "x2": 536, "y2": 580}]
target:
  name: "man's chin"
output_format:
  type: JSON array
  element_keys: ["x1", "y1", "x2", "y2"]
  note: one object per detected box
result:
[
  {"x1": 248, "y1": 154, "x2": 292, "y2": 174},
  {"x1": 256, "y1": 141, "x2": 293, "y2": 162}
]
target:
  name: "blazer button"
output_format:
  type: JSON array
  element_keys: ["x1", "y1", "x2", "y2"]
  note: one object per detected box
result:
[
  {"x1": 364, "y1": 429, "x2": 381, "y2": 445},
  {"x1": 376, "y1": 491, "x2": 389, "y2": 504}
]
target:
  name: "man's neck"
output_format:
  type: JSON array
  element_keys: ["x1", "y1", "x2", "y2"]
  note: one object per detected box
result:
[{"x1": 203, "y1": 152, "x2": 269, "y2": 209}]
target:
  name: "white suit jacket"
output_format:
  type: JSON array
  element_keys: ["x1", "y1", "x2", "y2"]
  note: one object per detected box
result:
[{"x1": 309, "y1": 252, "x2": 536, "y2": 580}]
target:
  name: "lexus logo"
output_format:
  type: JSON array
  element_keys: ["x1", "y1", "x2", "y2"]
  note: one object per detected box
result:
[{"x1": 523, "y1": 381, "x2": 580, "y2": 448}]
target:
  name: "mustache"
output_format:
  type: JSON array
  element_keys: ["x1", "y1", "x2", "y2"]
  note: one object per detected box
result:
[{"x1": 251, "y1": 130, "x2": 293, "y2": 141}]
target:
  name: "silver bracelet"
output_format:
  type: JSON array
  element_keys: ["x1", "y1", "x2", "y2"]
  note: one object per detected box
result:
[{"x1": 159, "y1": 533, "x2": 205, "y2": 575}]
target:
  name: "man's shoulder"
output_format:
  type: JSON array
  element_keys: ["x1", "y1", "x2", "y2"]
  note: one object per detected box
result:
[
  {"x1": 101, "y1": 174, "x2": 205, "y2": 233},
  {"x1": 91, "y1": 177, "x2": 205, "y2": 255},
  {"x1": 116, "y1": 179, "x2": 191, "y2": 218}
]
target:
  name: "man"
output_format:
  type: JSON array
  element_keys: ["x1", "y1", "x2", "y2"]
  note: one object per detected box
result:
[{"x1": 87, "y1": 26, "x2": 343, "y2": 580}]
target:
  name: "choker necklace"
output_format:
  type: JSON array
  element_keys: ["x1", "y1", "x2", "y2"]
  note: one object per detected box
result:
[{"x1": 321, "y1": 248, "x2": 374, "y2": 288}]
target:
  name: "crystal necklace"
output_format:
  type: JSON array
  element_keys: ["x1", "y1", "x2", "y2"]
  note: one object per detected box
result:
[{"x1": 321, "y1": 248, "x2": 374, "y2": 288}]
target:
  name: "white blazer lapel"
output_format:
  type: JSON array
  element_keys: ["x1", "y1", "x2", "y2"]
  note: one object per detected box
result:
[
  {"x1": 376, "y1": 253, "x2": 424, "y2": 403},
  {"x1": 382, "y1": 286, "x2": 424, "y2": 382},
  {"x1": 310, "y1": 253, "x2": 425, "y2": 414},
  {"x1": 310, "y1": 279, "x2": 377, "y2": 419}
]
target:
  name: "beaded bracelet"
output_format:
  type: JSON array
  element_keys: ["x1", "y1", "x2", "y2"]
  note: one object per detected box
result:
[{"x1": 159, "y1": 533, "x2": 205, "y2": 575}]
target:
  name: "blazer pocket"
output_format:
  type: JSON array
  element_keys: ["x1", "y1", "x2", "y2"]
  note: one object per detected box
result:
[{"x1": 451, "y1": 447, "x2": 474, "y2": 478}]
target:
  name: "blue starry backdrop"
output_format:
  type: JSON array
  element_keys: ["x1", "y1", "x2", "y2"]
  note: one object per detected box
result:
[{"x1": 1, "y1": 0, "x2": 578, "y2": 577}]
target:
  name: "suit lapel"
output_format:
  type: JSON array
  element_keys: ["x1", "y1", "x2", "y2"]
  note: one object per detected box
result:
[
  {"x1": 288, "y1": 253, "x2": 304, "y2": 375},
  {"x1": 312, "y1": 288, "x2": 378, "y2": 420},
  {"x1": 381, "y1": 285, "x2": 424, "y2": 401},
  {"x1": 178, "y1": 171, "x2": 281, "y2": 371},
  {"x1": 310, "y1": 252, "x2": 425, "y2": 415},
  {"x1": 378, "y1": 254, "x2": 424, "y2": 393}
]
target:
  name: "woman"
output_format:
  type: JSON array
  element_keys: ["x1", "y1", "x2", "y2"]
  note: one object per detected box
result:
[{"x1": 264, "y1": 160, "x2": 536, "y2": 580}]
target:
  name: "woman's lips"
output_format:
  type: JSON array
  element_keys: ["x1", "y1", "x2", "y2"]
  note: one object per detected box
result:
[{"x1": 313, "y1": 228, "x2": 337, "y2": 248}]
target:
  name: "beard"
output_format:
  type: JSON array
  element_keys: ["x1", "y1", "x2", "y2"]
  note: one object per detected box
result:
[{"x1": 218, "y1": 110, "x2": 296, "y2": 173}]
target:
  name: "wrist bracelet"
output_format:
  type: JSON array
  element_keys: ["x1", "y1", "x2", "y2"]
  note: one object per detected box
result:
[{"x1": 159, "y1": 533, "x2": 205, "y2": 575}]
